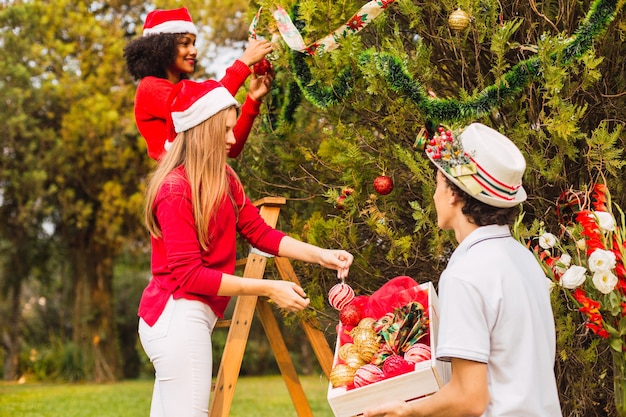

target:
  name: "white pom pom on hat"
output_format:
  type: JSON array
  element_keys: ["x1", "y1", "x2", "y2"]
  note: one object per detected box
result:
[{"x1": 142, "y1": 7, "x2": 198, "y2": 36}]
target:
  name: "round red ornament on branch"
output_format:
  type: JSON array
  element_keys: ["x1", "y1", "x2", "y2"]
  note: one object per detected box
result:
[
  {"x1": 252, "y1": 58, "x2": 272, "y2": 75},
  {"x1": 373, "y1": 175, "x2": 394, "y2": 195},
  {"x1": 336, "y1": 194, "x2": 347, "y2": 210}
]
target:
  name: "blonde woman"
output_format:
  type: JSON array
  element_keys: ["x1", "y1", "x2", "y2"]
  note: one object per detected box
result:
[{"x1": 138, "y1": 79, "x2": 353, "y2": 417}]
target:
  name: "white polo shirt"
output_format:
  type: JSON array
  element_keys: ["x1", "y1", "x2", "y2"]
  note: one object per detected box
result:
[{"x1": 436, "y1": 225, "x2": 562, "y2": 417}]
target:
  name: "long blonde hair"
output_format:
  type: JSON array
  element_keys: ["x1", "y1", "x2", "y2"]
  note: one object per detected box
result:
[{"x1": 144, "y1": 106, "x2": 239, "y2": 250}]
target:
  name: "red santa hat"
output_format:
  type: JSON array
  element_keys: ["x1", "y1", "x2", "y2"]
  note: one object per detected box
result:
[
  {"x1": 143, "y1": 7, "x2": 198, "y2": 36},
  {"x1": 165, "y1": 80, "x2": 239, "y2": 148}
]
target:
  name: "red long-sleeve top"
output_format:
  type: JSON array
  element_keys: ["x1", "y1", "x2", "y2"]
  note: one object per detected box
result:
[
  {"x1": 134, "y1": 59, "x2": 260, "y2": 161},
  {"x1": 138, "y1": 165, "x2": 286, "y2": 326}
]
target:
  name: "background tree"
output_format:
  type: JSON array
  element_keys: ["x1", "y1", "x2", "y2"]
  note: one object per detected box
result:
[
  {"x1": 0, "y1": 0, "x2": 64, "y2": 381},
  {"x1": 0, "y1": 0, "x2": 152, "y2": 382}
]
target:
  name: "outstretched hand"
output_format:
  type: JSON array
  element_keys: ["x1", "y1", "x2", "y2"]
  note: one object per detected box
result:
[
  {"x1": 239, "y1": 38, "x2": 273, "y2": 66},
  {"x1": 319, "y1": 249, "x2": 353, "y2": 280},
  {"x1": 248, "y1": 68, "x2": 275, "y2": 101},
  {"x1": 267, "y1": 280, "x2": 310, "y2": 312}
]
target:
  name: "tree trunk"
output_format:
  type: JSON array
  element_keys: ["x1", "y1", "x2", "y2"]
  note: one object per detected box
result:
[
  {"x1": 299, "y1": 335, "x2": 313, "y2": 375},
  {"x1": 72, "y1": 243, "x2": 122, "y2": 382},
  {"x1": 2, "y1": 280, "x2": 22, "y2": 381}
]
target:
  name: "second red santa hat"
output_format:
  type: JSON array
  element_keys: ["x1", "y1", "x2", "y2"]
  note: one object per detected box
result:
[
  {"x1": 167, "y1": 80, "x2": 239, "y2": 142},
  {"x1": 143, "y1": 7, "x2": 198, "y2": 36}
]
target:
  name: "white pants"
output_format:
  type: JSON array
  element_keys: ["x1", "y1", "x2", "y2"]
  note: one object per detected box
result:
[{"x1": 139, "y1": 296, "x2": 218, "y2": 417}]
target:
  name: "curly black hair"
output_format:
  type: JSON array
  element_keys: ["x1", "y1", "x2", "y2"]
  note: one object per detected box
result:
[
  {"x1": 123, "y1": 33, "x2": 191, "y2": 81},
  {"x1": 444, "y1": 176, "x2": 520, "y2": 226}
]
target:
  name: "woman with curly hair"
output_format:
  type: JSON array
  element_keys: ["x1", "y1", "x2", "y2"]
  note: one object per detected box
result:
[{"x1": 124, "y1": 7, "x2": 273, "y2": 160}]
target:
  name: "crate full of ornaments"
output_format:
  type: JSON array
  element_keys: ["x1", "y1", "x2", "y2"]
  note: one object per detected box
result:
[{"x1": 326, "y1": 276, "x2": 451, "y2": 417}]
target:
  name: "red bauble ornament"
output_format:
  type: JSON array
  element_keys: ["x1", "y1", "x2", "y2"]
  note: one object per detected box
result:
[
  {"x1": 336, "y1": 195, "x2": 346, "y2": 210},
  {"x1": 328, "y1": 282, "x2": 355, "y2": 310},
  {"x1": 373, "y1": 175, "x2": 394, "y2": 195},
  {"x1": 340, "y1": 302, "x2": 362, "y2": 327},
  {"x1": 382, "y1": 354, "x2": 414, "y2": 378},
  {"x1": 252, "y1": 58, "x2": 272, "y2": 75}
]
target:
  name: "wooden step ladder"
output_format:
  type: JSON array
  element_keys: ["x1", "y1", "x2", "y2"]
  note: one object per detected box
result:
[{"x1": 209, "y1": 197, "x2": 335, "y2": 417}]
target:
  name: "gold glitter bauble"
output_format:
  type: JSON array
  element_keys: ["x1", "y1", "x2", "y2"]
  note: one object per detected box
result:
[
  {"x1": 343, "y1": 351, "x2": 366, "y2": 369},
  {"x1": 357, "y1": 317, "x2": 376, "y2": 330},
  {"x1": 338, "y1": 343, "x2": 358, "y2": 361},
  {"x1": 448, "y1": 8, "x2": 470, "y2": 31},
  {"x1": 350, "y1": 327, "x2": 377, "y2": 346},
  {"x1": 357, "y1": 339, "x2": 380, "y2": 363},
  {"x1": 330, "y1": 364, "x2": 356, "y2": 387}
]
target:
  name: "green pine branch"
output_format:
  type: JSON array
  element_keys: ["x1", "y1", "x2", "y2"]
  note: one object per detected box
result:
[
  {"x1": 282, "y1": 0, "x2": 621, "y2": 125},
  {"x1": 290, "y1": 50, "x2": 355, "y2": 109}
]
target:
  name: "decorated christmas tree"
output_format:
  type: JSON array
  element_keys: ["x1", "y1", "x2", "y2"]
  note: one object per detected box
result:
[{"x1": 223, "y1": 0, "x2": 626, "y2": 414}]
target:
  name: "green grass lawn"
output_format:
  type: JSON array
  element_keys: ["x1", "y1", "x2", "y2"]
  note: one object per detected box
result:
[{"x1": 0, "y1": 375, "x2": 335, "y2": 417}]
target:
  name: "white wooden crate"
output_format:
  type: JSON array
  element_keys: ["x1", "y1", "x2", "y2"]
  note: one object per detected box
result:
[{"x1": 327, "y1": 281, "x2": 451, "y2": 417}]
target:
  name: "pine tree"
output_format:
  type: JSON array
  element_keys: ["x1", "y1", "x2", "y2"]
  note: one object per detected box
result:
[{"x1": 227, "y1": 0, "x2": 625, "y2": 415}]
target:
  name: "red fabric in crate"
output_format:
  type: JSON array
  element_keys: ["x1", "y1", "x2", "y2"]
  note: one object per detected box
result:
[
  {"x1": 336, "y1": 277, "x2": 431, "y2": 350},
  {"x1": 364, "y1": 276, "x2": 429, "y2": 320}
]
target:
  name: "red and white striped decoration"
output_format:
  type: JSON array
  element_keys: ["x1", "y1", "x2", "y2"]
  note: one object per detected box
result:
[
  {"x1": 403, "y1": 343, "x2": 431, "y2": 363},
  {"x1": 328, "y1": 282, "x2": 355, "y2": 310}
]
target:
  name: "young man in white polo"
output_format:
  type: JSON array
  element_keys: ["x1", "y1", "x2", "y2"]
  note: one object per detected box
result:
[{"x1": 364, "y1": 123, "x2": 562, "y2": 417}]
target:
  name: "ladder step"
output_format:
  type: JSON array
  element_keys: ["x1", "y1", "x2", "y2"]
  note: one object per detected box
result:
[{"x1": 215, "y1": 319, "x2": 231, "y2": 329}]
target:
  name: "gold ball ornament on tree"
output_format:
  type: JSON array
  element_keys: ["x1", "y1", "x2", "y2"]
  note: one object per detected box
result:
[{"x1": 448, "y1": 8, "x2": 470, "y2": 32}]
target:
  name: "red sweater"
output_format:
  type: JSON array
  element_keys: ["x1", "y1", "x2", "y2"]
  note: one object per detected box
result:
[
  {"x1": 134, "y1": 59, "x2": 260, "y2": 160},
  {"x1": 138, "y1": 165, "x2": 286, "y2": 326}
]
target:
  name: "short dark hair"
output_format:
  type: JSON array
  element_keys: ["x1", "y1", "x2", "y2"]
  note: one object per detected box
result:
[
  {"x1": 444, "y1": 176, "x2": 520, "y2": 226},
  {"x1": 123, "y1": 33, "x2": 190, "y2": 81}
]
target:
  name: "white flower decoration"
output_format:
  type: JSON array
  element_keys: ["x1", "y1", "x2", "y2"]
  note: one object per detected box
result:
[
  {"x1": 592, "y1": 270, "x2": 618, "y2": 294},
  {"x1": 554, "y1": 253, "x2": 572, "y2": 274},
  {"x1": 539, "y1": 232, "x2": 558, "y2": 249},
  {"x1": 559, "y1": 253, "x2": 572, "y2": 267},
  {"x1": 588, "y1": 249, "x2": 616, "y2": 273},
  {"x1": 560, "y1": 265, "x2": 587, "y2": 289},
  {"x1": 576, "y1": 238, "x2": 587, "y2": 251},
  {"x1": 546, "y1": 277, "x2": 557, "y2": 293},
  {"x1": 593, "y1": 211, "x2": 616, "y2": 232}
]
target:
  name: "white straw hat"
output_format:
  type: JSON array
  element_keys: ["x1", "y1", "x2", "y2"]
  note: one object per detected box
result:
[{"x1": 426, "y1": 123, "x2": 527, "y2": 208}]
